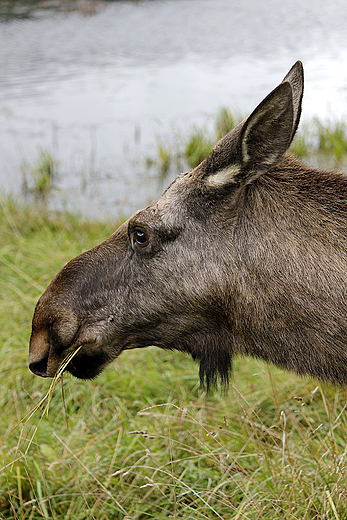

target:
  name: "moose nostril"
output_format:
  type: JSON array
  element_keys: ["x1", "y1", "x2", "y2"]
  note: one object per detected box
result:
[{"x1": 29, "y1": 356, "x2": 49, "y2": 378}]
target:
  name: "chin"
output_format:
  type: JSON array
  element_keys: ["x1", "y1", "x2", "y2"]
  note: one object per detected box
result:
[{"x1": 65, "y1": 352, "x2": 110, "y2": 380}]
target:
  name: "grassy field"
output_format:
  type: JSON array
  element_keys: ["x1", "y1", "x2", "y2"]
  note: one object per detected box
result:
[{"x1": 1, "y1": 196, "x2": 347, "y2": 519}]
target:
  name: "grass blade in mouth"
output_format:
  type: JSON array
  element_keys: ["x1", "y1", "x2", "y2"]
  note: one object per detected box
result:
[
  {"x1": 25, "y1": 346, "x2": 83, "y2": 422},
  {"x1": 1, "y1": 345, "x2": 84, "y2": 442},
  {"x1": 45, "y1": 345, "x2": 83, "y2": 417}
]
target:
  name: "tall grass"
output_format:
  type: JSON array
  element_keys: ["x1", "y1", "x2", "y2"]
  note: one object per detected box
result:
[
  {"x1": 147, "y1": 107, "x2": 237, "y2": 184},
  {"x1": 21, "y1": 148, "x2": 57, "y2": 204},
  {"x1": 148, "y1": 109, "x2": 347, "y2": 186},
  {"x1": 1, "y1": 200, "x2": 347, "y2": 519}
]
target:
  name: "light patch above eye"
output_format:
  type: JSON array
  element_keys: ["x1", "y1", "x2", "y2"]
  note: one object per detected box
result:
[{"x1": 206, "y1": 165, "x2": 240, "y2": 187}]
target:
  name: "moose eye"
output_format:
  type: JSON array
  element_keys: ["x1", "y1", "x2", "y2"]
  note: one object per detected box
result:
[{"x1": 130, "y1": 228, "x2": 149, "y2": 247}]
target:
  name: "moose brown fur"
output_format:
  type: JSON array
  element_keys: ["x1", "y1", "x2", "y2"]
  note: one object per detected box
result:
[{"x1": 29, "y1": 61, "x2": 347, "y2": 389}]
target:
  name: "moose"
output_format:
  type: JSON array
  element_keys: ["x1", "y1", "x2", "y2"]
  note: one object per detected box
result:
[{"x1": 29, "y1": 61, "x2": 347, "y2": 390}]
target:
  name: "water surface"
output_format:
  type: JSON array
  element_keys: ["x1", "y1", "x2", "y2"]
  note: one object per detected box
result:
[{"x1": 1, "y1": 0, "x2": 347, "y2": 219}]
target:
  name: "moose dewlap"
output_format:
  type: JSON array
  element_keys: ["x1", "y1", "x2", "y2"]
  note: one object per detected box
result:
[{"x1": 29, "y1": 61, "x2": 347, "y2": 389}]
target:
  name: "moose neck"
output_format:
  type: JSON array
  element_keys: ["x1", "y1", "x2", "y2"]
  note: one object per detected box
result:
[{"x1": 227, "y1": 153, "x2": 347, "y2": 383}]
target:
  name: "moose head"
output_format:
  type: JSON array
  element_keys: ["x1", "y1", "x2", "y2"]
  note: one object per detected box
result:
[{"x1": 29, "y1": 61, "x2": 347, "y2": 389}]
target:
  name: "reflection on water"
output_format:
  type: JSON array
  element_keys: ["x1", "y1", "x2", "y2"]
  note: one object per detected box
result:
[
  {"x1": 0, "y1": 0, "x2": 101, "y2": 21},
  {"x1": 1, "y1": 0, "x2": 347, "y2": 219}
]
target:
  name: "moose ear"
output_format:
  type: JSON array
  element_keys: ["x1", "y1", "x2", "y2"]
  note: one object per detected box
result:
[
  {"x1": 281, "y1": 60, "x2": 304, "y2": 142},
  {"x1": 240, "y1": 81, "x2": 294, "y2": 175},
  {"x1": 204, "y1": 61, "x2": 304, "y2": 188}
]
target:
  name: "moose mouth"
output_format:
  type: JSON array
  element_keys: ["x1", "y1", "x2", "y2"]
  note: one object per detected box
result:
[
  {"x1": 29, "y1": 346, "x2": 110, "y2": 380},
  {"x1": 29, "y1": 332, "x2": 114, "y2": 380},
  {"x1": 62, "y1": 347, "x2": 108, "y2": 380}
]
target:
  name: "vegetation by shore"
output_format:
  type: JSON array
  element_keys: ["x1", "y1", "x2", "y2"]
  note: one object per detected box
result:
[
  {"x1": 1, "y1": 197, "x2": 347, "y2": 519},
  {"x1": 147, "y1": 108, "x2": 347, "y2": 186},
  {"x1": 0, "y1": 0, "x2": 103, "y2": 21},
  {"x1": 21, "y1": 107, "x2": 347, "y2": 206}
]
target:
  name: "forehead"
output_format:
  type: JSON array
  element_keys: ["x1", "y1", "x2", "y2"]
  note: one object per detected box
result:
[
  {"x1": 156, "y1": 169, "x2": 197, "y2": 211},
  {"x1": 130, "y1": 170, "x2": 194, "y2": 227}
]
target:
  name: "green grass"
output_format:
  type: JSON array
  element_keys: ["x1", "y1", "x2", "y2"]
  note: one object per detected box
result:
[
  {"x1": 21, "y1": 148, "x2": 57, "y2": 204},
  {"x1": 315, "y1": 118, "x2": 347, "y2": 165},
  {"x1": 147, "y1": 107, "x2": 237, "y2": 182},
  {"x1": 29, "y1": 148, "x2": 56, "y2": 200},
  {"x1": 148, "y1": 109, "x2": 347, "y2": 183},
  {"x1": 1, "y1": 199, "x2": 347, "y2": 519}
]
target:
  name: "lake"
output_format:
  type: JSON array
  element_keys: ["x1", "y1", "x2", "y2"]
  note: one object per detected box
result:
[{"x1": 1, "y1": 0, "x2": 347, "y2": 219}]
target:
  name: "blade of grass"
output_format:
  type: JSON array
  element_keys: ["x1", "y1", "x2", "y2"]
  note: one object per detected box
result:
[
  {"x1": 1, "y1": 345, "x2": 83, "y2": 442},
  {"x1": 45, "y1": 345, "x2": 83, "y2": 417},
  {"x1": 326, "y1": 489, "x2": 340, "y2": 520}
]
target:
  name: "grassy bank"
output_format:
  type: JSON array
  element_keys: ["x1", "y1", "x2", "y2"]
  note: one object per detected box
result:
[
  {"x1": 147, "y1": 108, "x2": 347, "y2": 186},
  {"x1": 1, "y1": 200, "x2": 347, "y2": 519}
]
